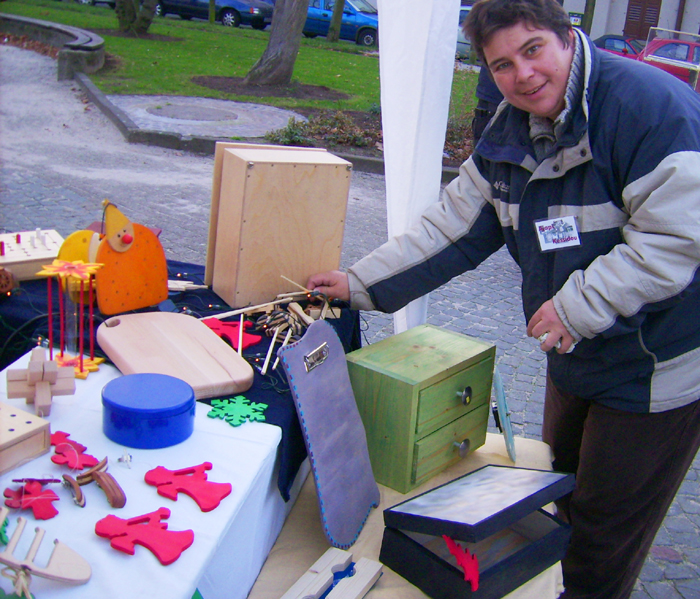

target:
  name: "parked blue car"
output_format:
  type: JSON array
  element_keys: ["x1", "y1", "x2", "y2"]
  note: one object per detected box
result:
[
  {"x1": 155, "y1": 0, "x2": 274, "y2": 29},
  {"x1": 304, "y1": 0, "x2": 378, "y2": 47}
]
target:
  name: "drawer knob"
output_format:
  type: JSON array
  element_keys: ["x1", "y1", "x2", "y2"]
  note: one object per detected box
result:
[
  {"x1": 453, "y1": 439, "x2": 471, "y2": 459},
  {"x1": 456, "y1": 386, "x2": 472, "y2": 406}
]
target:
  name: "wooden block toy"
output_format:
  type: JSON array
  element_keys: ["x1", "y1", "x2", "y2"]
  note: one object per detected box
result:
[
  {"x1": 205, "y1": 144, "x2": 352, "y2": 307},
  {"x1": 281, "y1": 547, "x2": 382, "y2": 599},
  {"x1": 0, "y1": 402, "x2": 50, "y2": 476},
  {"x1": 6, "y1": 347, "x2": 76, "y2": 417},
  {"x1": 0, "y1": 229, "x2": 64, "y2": 281}
]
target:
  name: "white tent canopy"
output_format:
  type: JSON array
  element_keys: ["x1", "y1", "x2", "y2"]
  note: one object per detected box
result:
[{"x1": 376, "y1": 0, "x2": 462, "y2": 333}]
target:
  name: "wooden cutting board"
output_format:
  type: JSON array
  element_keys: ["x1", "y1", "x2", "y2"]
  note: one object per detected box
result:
[{"x1": 96, "y1": 312, "x2": 254, "y2": 399}]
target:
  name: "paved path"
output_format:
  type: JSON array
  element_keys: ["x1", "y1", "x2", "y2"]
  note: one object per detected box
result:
[{"x1": 1, "y1": 44, "x2": 699, "y2": 598}]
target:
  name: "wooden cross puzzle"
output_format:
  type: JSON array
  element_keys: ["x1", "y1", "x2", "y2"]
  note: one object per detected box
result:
[{"x1": 6, "y1": 348, "x2": 75, "y2": 417}]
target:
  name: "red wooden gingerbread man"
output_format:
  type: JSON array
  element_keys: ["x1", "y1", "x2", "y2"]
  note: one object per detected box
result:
[
  {"x1": 4, "y1": 480, "x2": 60, "y2": 520},
  {"x1": 95, "y1": 507, "x2": 194, "y2": 565},
  {"x1": 50, "y1": 431, "x2": 98, "y2": 470},
  {"x1": 144, "y1": 462, "x2": 232, "y2": 512}
]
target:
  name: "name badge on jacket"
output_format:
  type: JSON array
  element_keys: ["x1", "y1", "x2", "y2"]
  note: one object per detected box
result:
[{"x1": 535, "y1": 216, "x2": 581, "y2": 252}]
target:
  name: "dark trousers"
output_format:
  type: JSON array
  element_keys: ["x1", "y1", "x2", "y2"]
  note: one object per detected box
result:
[{"x1": 542, "y1": 374, "x2": 700, "y2": 599}]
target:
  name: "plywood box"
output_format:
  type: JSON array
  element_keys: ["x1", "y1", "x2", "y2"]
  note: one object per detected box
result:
[
  {"x1": 0, "y1": 402, "x2": 50, "y2": 475},
  {"x1": 205, "y1": 144, "x2": 352, "y2": 307}
]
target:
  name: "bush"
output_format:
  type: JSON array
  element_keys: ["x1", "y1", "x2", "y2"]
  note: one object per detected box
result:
[{"x1": 265, "y1": 111, "x2": 382, "y2": 149}]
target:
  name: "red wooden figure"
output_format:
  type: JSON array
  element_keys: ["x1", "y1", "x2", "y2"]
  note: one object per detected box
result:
[
  {"x1": 201, "y1": 318, "x2": 261, "y2": 351},
  {"x1": 95, "y1": 507, "x2": 194, "y2": 566},
  {"x1": 443, "y1": 535, "x2": 479, "y2": 591},
  {"x1": 50, "y1": 431, "x2": 98, "y2": 470},
  {"x1": 4, "y1": 480, "x2": 60, "y2": 520},
  {"x1": 51, "y1": 431, "x2": 87, "y2": 453},
  {"x1": 144, "y1": 462, "x2": 232, "y2": 512}
]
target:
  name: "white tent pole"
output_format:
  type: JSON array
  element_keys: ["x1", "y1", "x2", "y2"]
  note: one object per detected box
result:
[{"x1": 376, "y1": 0, "x2": 462, "y2": 334}]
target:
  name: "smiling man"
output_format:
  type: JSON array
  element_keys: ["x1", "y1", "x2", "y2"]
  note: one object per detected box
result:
[{"x1": 308, "y1": 2, "x2": 700, "y2": 596}]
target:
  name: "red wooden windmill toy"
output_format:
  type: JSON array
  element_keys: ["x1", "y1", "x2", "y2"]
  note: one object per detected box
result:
[{"x1": 35, "y1": 259, "x2": 104, "y2": 379}]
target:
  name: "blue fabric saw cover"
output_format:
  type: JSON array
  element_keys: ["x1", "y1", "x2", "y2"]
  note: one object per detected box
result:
[{"x1": 278, "y1": 319, "x2": 380, "y2": 549}]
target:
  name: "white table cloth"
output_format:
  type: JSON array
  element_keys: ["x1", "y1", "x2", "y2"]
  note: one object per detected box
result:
[{"x1": 0, "y1": 353, "x2": 306, "y2": 599}]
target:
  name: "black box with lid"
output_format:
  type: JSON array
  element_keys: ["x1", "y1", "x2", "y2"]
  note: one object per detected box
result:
[{"x1": 379, "y1": 465, "x2": 575, "y2": 599}]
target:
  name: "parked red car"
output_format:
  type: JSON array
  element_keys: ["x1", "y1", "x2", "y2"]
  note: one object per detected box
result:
[
  {"x1": 637, "y1": 29, "x2": 700, "y2": 92},
  {"x1": 593, "y1": 34, "x2": 643, "y2": 59}
]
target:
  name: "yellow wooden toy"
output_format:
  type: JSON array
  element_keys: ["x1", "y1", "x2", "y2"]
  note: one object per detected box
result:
[{"x1": 57, "y1": 229, "x2": 101, "y2": 303}]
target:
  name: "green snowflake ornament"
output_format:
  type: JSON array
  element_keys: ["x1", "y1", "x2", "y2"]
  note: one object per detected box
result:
[{"x1": 207, "y1": 396, "x2": 268, "y2": 427}]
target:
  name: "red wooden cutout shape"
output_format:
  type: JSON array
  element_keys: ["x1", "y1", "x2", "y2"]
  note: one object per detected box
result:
[
  {"x1": 51, "y1": 431, "x2": 87, "y2": 453},
  {"x1": 201, "y1": 318, "x2": 261, "y2": 351},
  {"x1": 50, "y1": 431, "x2": 98, "y2": 470},
  {"x1": 443, "y1": 535, "x2": 479, "y2": 591},
  {"x1": 95, "y1": 507, "x2": 194, "y2": 565},
  {"x1": 4, "y1": 481, "x2": 59, "y2": 520},
  {"x1": 144, "y1": 462, "x2": 232, "y2": 512}
]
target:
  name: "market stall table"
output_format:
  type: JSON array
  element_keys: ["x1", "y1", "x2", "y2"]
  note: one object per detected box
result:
[
  {"x1": 0, "y1": 352, "x2": 309, "y2": 599},
  {"x1": 248, "y1": 434, "x2": 565, "y2": 599}
]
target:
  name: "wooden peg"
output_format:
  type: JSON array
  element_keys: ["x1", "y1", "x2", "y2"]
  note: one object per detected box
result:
[
  {"x1": 288, "y1": 302, "x2": 315, "y2": 327},
  {"x1": 272, "y1": 328, "x2": 294, "y2": 371},
  {"x1": 261, "y1": 327, "x2": 280, "y2": 376},
  {"x1": 280, "y1": 275, "x2": 311, "y2": 294}
]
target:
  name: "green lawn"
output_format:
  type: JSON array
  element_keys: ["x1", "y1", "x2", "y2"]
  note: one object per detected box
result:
[{"x1": 1, "y1": 0, "x2": 478, "y2": 120}]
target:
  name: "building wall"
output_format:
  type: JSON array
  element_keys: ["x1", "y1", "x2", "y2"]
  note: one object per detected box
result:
[
  {"x1": 680, "y1": 1, "x2": 700, "y2": 34},
  {"x1": 569, "y1": 0, "x2": 700, "y2": 40},
  {"x1": 599, "y1": 0, "x2": 630, "y2": 37},
  {"x1": 562, "y1": 0, "x2": 613, "y2": 39},
  {"x1": 657, "y1": 0, "x2": 681, "y2": 32},
  {"x1": 463, "y1": 0, "x2": 699, "y2": 39}
]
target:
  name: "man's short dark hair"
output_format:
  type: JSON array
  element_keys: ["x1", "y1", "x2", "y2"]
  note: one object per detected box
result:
[{"x1": 464, "y1": 0, "x2": 573, "y2": 65}]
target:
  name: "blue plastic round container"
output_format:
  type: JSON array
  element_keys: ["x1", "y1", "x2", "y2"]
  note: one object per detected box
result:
[{"x1": 102, "y1": 373, "x2": 196, "y2": 449}]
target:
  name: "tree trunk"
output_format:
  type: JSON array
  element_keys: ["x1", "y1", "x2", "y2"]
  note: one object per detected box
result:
[
  {"x1": 134, "y1": 0, "x2": 158, "y2": 34},
  {"x1": 326, "y1": 0, "x2": 346, "y2": 43},
  {"x1": 115, "y1": 0, "x2": 138, "y2": 32},
  {"x1": 115, "y1": 0, "x2": 157, "y2": 35},
  {"x1": 209, "y1": 0, "x2": 216, "y2": 24},
  {"x1": 243, "y1": 0, "x2": 309, "y2": 86}
]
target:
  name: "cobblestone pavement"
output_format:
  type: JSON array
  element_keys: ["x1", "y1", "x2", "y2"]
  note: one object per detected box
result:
[{"x1": 1, "y1": 45, "x2": 699, "y2": 598}]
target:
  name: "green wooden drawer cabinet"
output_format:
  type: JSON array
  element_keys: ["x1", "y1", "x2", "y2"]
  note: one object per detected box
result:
[{"x1": 346, "y1": 324, "x2": 496, "y2": 494}]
